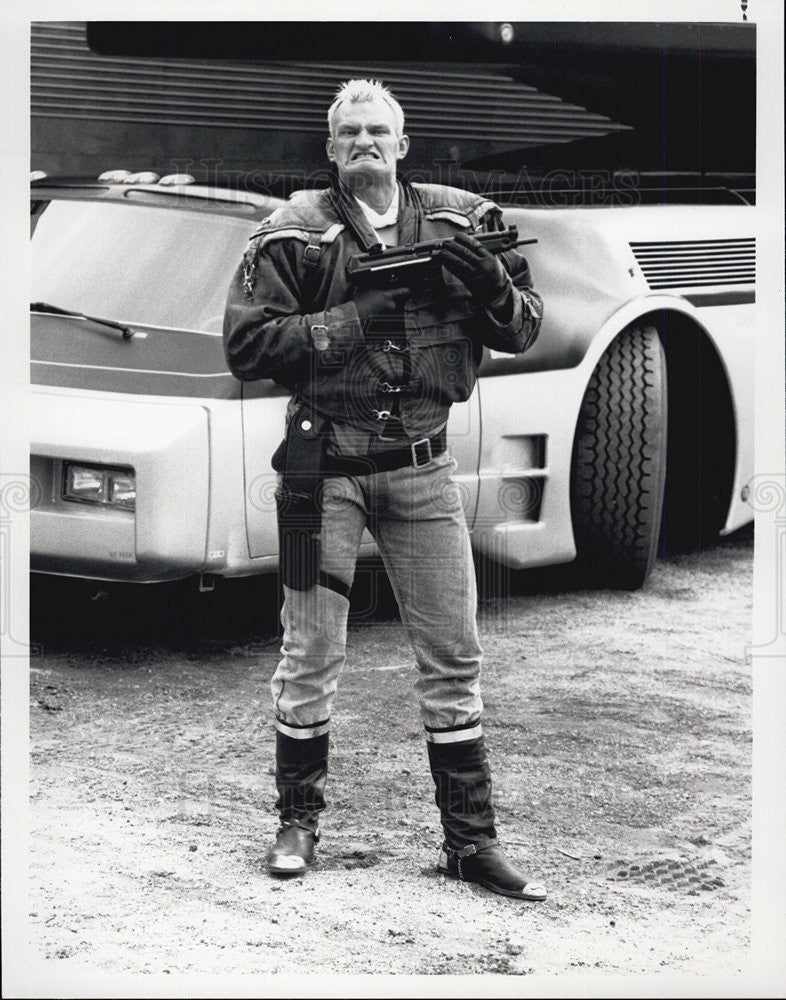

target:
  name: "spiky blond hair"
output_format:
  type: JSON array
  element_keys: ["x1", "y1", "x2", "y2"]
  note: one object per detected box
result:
[{"x1": 327, "y1": 79, "x2": 405, "y2": 137}]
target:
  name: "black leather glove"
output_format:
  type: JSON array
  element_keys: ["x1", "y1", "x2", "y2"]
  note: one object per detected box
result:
[
  {"x1": 436, "y1": 231, "x2": 513, "y2": 311},
  {"x1": 352, "y1": 285, "x2": 411, "y2": 325}
]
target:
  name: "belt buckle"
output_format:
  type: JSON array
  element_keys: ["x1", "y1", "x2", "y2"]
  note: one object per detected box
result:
[{"x1": 411, "y1": 437, "x2": 433, "y2": 469}]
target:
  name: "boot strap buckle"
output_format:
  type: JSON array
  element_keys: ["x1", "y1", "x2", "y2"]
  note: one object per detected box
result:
[{"x1": 280, "y1": 820, "x2": 320, "y2": 843}]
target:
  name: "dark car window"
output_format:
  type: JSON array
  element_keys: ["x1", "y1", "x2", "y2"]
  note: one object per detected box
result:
[{"x1": 31, "y1": 200, "x2": 256, "y2": 333}]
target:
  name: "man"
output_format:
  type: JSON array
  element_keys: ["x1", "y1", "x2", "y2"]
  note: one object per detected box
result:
[{"x1": 223, "y1": 80, "x2": 545, "y2": 901}]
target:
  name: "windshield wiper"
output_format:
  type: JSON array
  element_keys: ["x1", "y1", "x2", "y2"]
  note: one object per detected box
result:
[{"x1": 30, "y1": 302, "x2": 134, "y2": 340}]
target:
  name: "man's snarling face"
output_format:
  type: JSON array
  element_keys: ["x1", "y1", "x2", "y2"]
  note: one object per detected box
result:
[{"x1": 326, "y1": 96, "x2": 409, "y2": 189}]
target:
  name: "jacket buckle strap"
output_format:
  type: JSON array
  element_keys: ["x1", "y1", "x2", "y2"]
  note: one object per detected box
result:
[
  {"x1": 311, "y1": 324, "x2": 330, "y2": 351},
  {"x1": 303, "y1": 234, "x2": 323, "y2": 268}
]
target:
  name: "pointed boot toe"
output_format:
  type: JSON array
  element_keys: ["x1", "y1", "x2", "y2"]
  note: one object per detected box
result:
[{"x1": 437, "y1": 843, "x2": 547, "y2": 901}]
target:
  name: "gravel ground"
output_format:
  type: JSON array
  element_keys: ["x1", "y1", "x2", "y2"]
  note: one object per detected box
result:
[{"x1": 23, "y1": 527, "x2": 756, "y2": 991}]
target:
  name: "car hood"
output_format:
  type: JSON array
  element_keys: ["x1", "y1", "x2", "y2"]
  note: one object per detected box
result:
[{"x1": 31, "y1": 314, "x2": 240, "y2": 399}]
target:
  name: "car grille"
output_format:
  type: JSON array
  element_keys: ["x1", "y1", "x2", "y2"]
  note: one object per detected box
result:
[{"x1": 629, "y1": 238, "x2": 755, "y2": 290}]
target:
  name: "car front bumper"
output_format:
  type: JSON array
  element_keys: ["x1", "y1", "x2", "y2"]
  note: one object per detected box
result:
[{"x1": 30, "y1": 390, "x2": 210, "y2": 582}]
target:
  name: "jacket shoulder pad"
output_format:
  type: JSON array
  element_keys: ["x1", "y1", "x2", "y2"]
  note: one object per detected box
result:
[
  {"x1": 251, "y1": 188, "x2": 339, "y2": 238},
  {"x1": 412, "y1": 182, "x2": 499, "y2": 220}
]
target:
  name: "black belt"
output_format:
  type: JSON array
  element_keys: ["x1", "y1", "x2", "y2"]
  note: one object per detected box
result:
[{"x1": 324, "y1": 429, "x2": 446, "y2": 477}]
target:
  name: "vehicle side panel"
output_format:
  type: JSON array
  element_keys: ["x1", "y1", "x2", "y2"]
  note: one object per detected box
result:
[{"x1": 483, "y1": 205, "x2": 756, "y2": 375}]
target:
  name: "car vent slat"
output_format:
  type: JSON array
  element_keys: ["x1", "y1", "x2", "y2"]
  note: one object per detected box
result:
[
  {"x1": 638, "y1": 264, "x2": 756, "y2": 273},
  {"x1": 640, "y1": 276, "x2": 756, "y2": 288},
  {"x1": 630, "y1": 238, "x2": 756, "y2": 290}
]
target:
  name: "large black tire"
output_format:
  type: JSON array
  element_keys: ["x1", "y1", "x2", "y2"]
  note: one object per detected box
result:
[{"x1": 570, "y1": 326, "x2": 667, "y2": 590}]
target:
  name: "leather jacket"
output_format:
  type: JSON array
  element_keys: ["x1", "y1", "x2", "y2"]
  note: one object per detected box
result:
[{"x1": 223, "y1": 178, "x2": 543, "y2": 437}]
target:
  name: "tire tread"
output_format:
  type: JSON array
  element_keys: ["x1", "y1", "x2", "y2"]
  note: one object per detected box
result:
[{"x1": 570, "y1": 326, "x2": 667, "y2": 589}]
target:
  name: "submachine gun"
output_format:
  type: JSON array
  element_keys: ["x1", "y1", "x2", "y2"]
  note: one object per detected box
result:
[{"x1": 345, "y1": 225, "x2": 537, "y2": 288}]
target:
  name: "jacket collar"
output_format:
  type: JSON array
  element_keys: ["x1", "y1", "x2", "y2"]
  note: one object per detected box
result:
[{"x1": 328, "y1": 173, "x2": 423, "y2": 249}]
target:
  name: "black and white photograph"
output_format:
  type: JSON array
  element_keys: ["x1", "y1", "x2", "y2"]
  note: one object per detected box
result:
[{"x1": 2, "y1": 1, "x2": 785, "y2": 996}]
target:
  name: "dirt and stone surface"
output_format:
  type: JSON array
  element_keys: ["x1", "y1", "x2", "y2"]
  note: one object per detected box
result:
[{"x1": 28, "y1": 527, "x2": 753, "y2": 981}]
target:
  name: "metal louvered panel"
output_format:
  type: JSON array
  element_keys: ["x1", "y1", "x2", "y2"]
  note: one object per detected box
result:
[
  {"x1": 32, "y1": 21, "x2": 628, "y2": 146},
  {"x1": 33, "y1": 75, "x2": 609, "y2": 124},
  {"x1": 630, "y1": 239, "x2": 756, "y2": 289},
  {"x1": 30, "y1": 103, "x2": 621, "y2": 141}
]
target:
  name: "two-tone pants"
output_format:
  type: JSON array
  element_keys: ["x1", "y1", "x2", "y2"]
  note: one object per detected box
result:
[{"x1": 272, "y1": 449, "x2": 485, "y2": 747}]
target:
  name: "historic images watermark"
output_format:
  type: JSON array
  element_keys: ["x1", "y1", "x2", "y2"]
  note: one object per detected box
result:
[
  {"x1": 0, "y1": 473, "x2": 43, "y2": 657},
  {"x1": 164, "y1": 158, "x2": 644, "y2": 210},
  {"x1": 745, "y1": 474, "x2": 786, "y2": 659}
]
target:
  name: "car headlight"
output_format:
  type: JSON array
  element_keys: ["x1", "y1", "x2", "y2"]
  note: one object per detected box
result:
[{"x1": 62, "y1": 462, "x2": 136, "y2": 510}]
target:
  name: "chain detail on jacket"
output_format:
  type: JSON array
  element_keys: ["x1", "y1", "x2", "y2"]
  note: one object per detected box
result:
[{"x1": 223, "y1": 180, "x2": 543, "y2": 440}]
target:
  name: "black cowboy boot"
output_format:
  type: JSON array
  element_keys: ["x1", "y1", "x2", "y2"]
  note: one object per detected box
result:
[
  {"x1": 267, "y1": 730, "x2": 328, "y2": 875},
  {"x1": 427, "y1": 733, "x2": 547, "y2": 901}
]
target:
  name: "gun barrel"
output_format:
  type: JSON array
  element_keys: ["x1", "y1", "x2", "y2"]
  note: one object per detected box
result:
[{"x1": 346, "y1": 228, "x2": 538, "y2": 284}]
